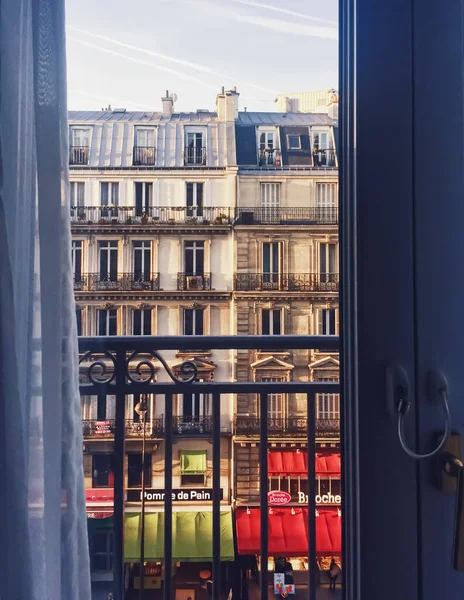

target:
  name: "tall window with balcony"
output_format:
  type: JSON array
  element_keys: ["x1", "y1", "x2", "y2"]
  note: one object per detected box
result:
[
  {"x1": 134, "y1": 182, "x2": 153, "y2": 218},
  {"x1": 70, "y1": 127, "x2": 90, "y2": 165},
  {"x1": 132, "y1": 309, "x2": 152, "y2": 335},
  {"x1": 185, "y1": 131, "x2": 205, "y2": 165},
  {"x1": 133, "y1": 240, "x2": 151, "y2": 285},
  {"x1": 181, "y1": 241, "x2": 209, "y2": 290},
  {"x1": 260, "y1": 182, "x2": 280, "y2": 224},
  {"x1": 259, "y1": 131, "x2": 279, "y2": 166},
  {"x1": 263, "y1": 241, "x2": 282, "y2": 289},
  {"x1": 186, "y1": 182, "x2": 204, "y2": 218},
  {"x1": 70, "y1": 181, "x2": 85, "y2": 220},
  {"x1": 99, "y1": 241, "x2": 118, "y2": 285},
  {"x1": 312, "y1": 131, "x2": 334, "y2": 167},
  {"x1": 316, "y1": 183, "x2": 338, "y2": 223},
  {"x1": 179, "y1": 386, "x2": 211, "y2": 433},
  {"x1": 72, "y1": 240, "x2": 82, "y2": 288},
  {"x1": 133, "y1": 128, "x2": 156, "y2": 165},
  {"x1": 100, "y1": 182, "x2": 119, "y2": 219},
  {"x1": 319, "y1": 242, "x2": 338, "y2": 288},
  {"x1": 316, "y1": 392, "x2": 340, "y2": 422},
  {"x1": 97, "y1": 309, "x2": 118, "y2": 336}
]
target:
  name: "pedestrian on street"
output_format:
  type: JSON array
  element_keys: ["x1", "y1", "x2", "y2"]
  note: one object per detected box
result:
[{"x1": 328, "y1": 558, "x2": 340, "y2": 591}]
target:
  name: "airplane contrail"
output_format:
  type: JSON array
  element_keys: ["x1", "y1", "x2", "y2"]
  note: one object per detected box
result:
[
  {"x1": 68, "y1": 89, "x2": 152, "y2": 111},
  {"x1": 229, "y1": 0, "x2": 338, "y2": 26},
  {"x1": 67, "y1": 25, "x2": 278, "y2": 95}
]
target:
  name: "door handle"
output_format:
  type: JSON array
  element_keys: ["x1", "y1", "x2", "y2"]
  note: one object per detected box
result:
[{"x1": 438, "y1": 433, "x2": 464, "y2": 571}]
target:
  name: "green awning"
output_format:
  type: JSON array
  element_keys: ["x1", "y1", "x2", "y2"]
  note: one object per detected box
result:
[
  {"x1": 124, "y1": 512, "x2": 234, "y2": 561},
  {"x1": 180, "y1": 450, "x2": 207, "y2": 474}
]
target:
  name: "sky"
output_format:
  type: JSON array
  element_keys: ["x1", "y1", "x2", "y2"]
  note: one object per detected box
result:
[{"x1": 65, "y1": 0, "x2": 338, "y2": 113}]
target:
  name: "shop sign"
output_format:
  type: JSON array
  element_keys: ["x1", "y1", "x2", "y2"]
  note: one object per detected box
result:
[
  {"x1": 95, "y1": 420, "x2": 112, "y2": 434},
  {"x1": 273, "y1": 573, "x2": 295, "y2": 597},
  {"x1": 297, "y1": 492, "x2": 341, "y2": 505},
  {"x1": 268, "y1": 491, "x2": 291, "y2": 505},
  {"x1": 126, "y1": 488, "x2": 224, "y2": 502}
]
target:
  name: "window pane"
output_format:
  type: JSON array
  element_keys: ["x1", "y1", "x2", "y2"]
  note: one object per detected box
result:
[
  {"x1": 100, "y1": 182, "x2": 109, "y2": 205},
  {"x1": 273, "y1": 310, "x2": 281, "y2": 335},
  {"x1": 133, "y1": 310, "x2": 142, "y2": 335},
  {"x1": 184, "y1": 309, "x2": 193, "y2": 335},
  {"x1": 109, "y1": 310, "x2": 117, "y2": 336},
  {"x1": 98, "y1": 311, "x2": 106, "y2": 336},
  {"x1": 195, "y1": 309, "x2": 204, "y2": 335},
  {"x1": 262, "y1": 309, "x2": 270, "y2": 335},
  {"x1": 76, "y1": 308, "x2": 82, "y2": 336}
]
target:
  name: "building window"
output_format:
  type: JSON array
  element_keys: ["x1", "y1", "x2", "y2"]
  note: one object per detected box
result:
[
  {"x1": 316, "y1": 393, "x2": 340, "y2": 420},
  {"x1": 316, "y1": 183, "x2": 338, "y2": 208},
  {"x1": 70, "y1": 128, "x2": 90, "y2": 164},
  {"x1": 92, "y1": 454, "x2": 114, "y2": 488},
  {"x1": 287, "y1": 134, "x2": 301, "y2": 150},
  {"x1": 133, "y1": 241, "x2": 151, "y2": 281},
  {"x1": 260, "y1": 183, "x2": 280, "y2": 223},
  {"x1": 99, "y1": 241, "x2": 118, "y2": 281},
  {"x1": 70, "y1": 181, "x2": 85, "y2": 209},
  {"x1": 261, "y1": 308, "x2": 282, "y2": 335},
  {"x1": 127, "y1": 453, "x2": 152, "y2": 488},
  {"x1": 97, "y1": 309, "x2": 118, "y2": 336},
  {"x1": 72, "y1": 240, "x2": 82, "y2": 284},
  {"x1": 133, "y1": 309, "x2": 151, "y2": 335},
  {"x1": 186, "y1": 182, "x2": 204, "y2": 217},
  {"x1": 185, "y1": 241, "x2": 204, "y2": 274},
  {"x1": 184, "y1": 308, "x2": 204, "y2": 335},
  {"x1": 185, "y1": 132, "x2": 205, "y2": 165},
  {"x1": 262, "y1": 241, "x2": 282, "y2": 287},
  {"x1": 76, "y1": 307, "x2": 82, "y2": 336},
  {"x1": 180, "y1": 387, "x2": 211, "y2": 420},
  {"x1": 312, "y1": 131, "x2": 329, "y2": 152},
  {"x1": 180, "y1": 450, "x2": 207, "y2": 486},
  {"x1": 90, "y1": 531, "x2": 114, "y2": 573},
  {"x1": 260, "y1": 377, "x2": 285, "y2": 419},
  {"x1": 100, "y1": 182, "x2": 119, "y2": 217},
  {"x1": 318, "y1": 308, "x2": 337, "y2": 335},
  {"x1": 134, "y1": 182, "x2": 153, "y2": 216},
  {"x1": 319, "y1": 242, "x2": 337, "y2": 283}
]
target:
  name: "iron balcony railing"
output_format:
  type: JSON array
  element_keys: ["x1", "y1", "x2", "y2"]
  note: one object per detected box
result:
[
  {"x1": 132, "y1": 146, "x2": 156, "y2": 166},
  {"x1": 74, "y1": 273, "x2": 160, "y2": 291},
  {"x1": 312, "y1": 148, "x2": 336, "y2": 167},
  {"x1": 236, "y1": 206, "x2": 338, "y2": 225},
  {"x1": 258, "y1": 148, "x2": 282, "y2": 167},
  {"x1": 82, "y1": 418, "x2": 164, "y2": 439},
  {"x1": 172, "y1": 415, "x2": 213, "y2": 435},
  {"x1": 78, "y1": 334, "x2": 339, "y2": 600},
  {"x1": 234, "y1": 416, "x2": 340, "y2": 439},
  {"x1": 177, "y1": 272, "x2": 212, "y2": 291},
  {"x1": 70, "y1": 205, "x2": 233, "y2": 225},
  {"x1": 184, "y1": 146, "x2": 207, "y2": 166},
  {"x1": 234, "y1": 273, "x2": 339, "y2": 292},
  {"x1": 69, "y1": 145, "x2": 90, "y2": 165}
]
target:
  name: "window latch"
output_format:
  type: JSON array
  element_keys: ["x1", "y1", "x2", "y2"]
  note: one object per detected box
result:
[{"x1": 438, "y1": 433, "x2": 464, "y2": 571}]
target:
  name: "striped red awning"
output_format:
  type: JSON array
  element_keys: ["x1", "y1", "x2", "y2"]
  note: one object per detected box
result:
[
  {"x1": 86, "y1": 488, "x2": 114, "y2": 518},
  {"x1": 235, "y1": 507, "x2": 341, "y2": 557},
  {"x1": 268, "y1": 451, "x2": 341, "y2": 476}
]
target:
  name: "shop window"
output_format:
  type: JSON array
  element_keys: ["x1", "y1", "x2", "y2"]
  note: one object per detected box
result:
[
  {"x1": 90, "y1": 531, "x2": 114, "y2": 572},
  {"x1": 180, "y1": 449, "x2": 207, "y2": 486},
  {"x1": 92, "y1": 454, "x2": 114, "y2": 488},
  {"x1": 127, "y1": 453, "x2": 152, "y2": 488}
]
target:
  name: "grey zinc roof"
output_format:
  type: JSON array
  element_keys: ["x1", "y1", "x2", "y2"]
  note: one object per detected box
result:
[{"x1": 68, "y1": 110, "x2": 337, "y2": 126}]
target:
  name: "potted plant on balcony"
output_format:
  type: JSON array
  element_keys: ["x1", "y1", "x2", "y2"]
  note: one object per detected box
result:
[
  {"x1": 215, "y1": 213, "x2": 228, "y2": 224},
  {"x1": 141, "y1": 211, "x2": 149, "y2": 225},
  {"x1": 126, "y1": 216, "x2": 133, "y2": 224}
]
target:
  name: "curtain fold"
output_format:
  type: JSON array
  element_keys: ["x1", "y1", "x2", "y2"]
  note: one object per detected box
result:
[{"x1": 0, "y1": 1, "x2": 91, "y2": 598}]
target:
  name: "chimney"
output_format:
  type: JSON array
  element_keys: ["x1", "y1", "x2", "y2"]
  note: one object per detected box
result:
[
  {"x1": 216, "y1": 87, "x2": 239, "y2": 122},
  {"x1": 327, "y1": 90, "x2": 339, "y2": 120},
  {"x1": 162, "y1": 90, "x2": 174, "y2": 118}
]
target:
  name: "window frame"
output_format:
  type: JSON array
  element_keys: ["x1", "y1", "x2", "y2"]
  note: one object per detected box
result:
[{"x1": 286, "y1": 134, "x2": 302, "y2": 150}]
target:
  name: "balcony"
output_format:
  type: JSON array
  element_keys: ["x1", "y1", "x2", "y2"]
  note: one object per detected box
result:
[
  {"x1": 236, "y1": 206, "x2": 338, "y2": 225},
  {"x1": 70, "y1": 206, "x2": 233, "y2": 225},
  {"x1": 69, "y1": 146, "x2": 89, "y2": 165},
  {"x1": 132, "y1": 146, "x2": 156, "y2": 166},
  {"x1": 312, "y1": 148, "x2": 336, "y2": 167},
  {"x1": 234, "y1": 273, "x2": 339, "y2": 292},
  {"x1": 184, "y1": 146, "x2": 207, "y2": 166},
  {"x1": 82, "y1": 418, "x2": 164, "y2": 439},
  {"x1": 177, "y1": 273, "x2": 212, "y2": 291},
  {"x1": 172, "y1": 415, "x2": 213, "y2": 435},
  {"x1": 74, "y1": 273, "x2": 160, "y2": 292},
  {"x1": 234, "y1": 416, "x2": 340, "y2": 439},
  {"x1": 78, "y1": 334, "x2": 339, "y2": 599},
  {"x1": 258, "y1": 148, "x2": 282, "y2": 167}
]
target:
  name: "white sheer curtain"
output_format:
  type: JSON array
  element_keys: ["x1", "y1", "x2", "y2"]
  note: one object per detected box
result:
[{"x1": 0, "y1": 1, "x2": 91, "y2": 599}]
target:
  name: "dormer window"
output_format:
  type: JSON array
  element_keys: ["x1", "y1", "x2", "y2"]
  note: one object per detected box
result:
[
  {"x1": 185, "y1": 130, "x2": 206, "y2": 165},
  {"x1": 287, "y1": 134, "x2": 301, "y2": 150},
  {"x1": 258, "y1": 130, "x2": 281, "y2": 166},
  {"x1": 133, "y1": 128, "x2": 156, "y2": 165},
  {"x1": 69, "y1": 128, "x2": 90, "y2": 165}
]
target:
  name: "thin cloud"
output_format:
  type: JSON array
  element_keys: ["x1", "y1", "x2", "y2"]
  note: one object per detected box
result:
[
  {"x1": 67, "y1": 25, "x2": 277, "y2": 95},
  {"x1": 229, "y1": 0, "x2": 337, "y2": 26},
  {"x1": 237, "y1": 14, "x2": 338, "y2": 39},
  {"x1": 67, "y1": 36, "x2": 217, "y2": 87}
]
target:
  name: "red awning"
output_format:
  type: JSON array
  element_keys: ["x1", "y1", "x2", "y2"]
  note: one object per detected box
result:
[
  {"x1": 268, "y1": 451, "x2": 341, "y2": 476},
  {"x1": 235, "y1": 507, "x2": 341, "y2": 557},
  {"x1": 86, "y1": 488, "x2": 114, "y2": 518}
]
